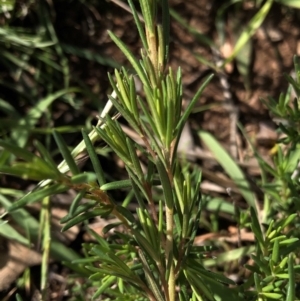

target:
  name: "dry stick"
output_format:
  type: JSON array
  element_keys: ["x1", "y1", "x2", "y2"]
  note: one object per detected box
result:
[
  {"x1": 109, "y1": 0, "x2": 144, "y2": 21},
  {"x1": 122, "y1": 123, "x2": 264, "y2": 171},
  {"x1": 226, "y1": 187, "x2": 242, "y2": 249},
  {"x1": 212, "y1": 48, "x2": 239, "y2": 160},
  {"x1": 37, "y1": 92, "x2": 116, "y2": 188}
]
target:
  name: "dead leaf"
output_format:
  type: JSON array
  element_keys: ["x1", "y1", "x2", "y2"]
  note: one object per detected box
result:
[{"x1": 0, "y1": 239, "x2": 41, "y2": 291}]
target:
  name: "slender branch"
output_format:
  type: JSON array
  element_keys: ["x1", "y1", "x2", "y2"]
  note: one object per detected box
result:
[{"x1": 165, "y1": 205, "x2": 175, "y2": 301}]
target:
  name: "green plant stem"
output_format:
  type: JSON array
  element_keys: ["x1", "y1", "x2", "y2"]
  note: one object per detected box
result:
[
  {"x1": 41, "y1": 196, "x2": 51, "y2": 301},
  {"x1": 166, "y1": 206, "x2": 175, "y2": 301}
]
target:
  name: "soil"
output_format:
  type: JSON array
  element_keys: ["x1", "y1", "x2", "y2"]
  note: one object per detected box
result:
[{"x1": 1, "y1": 0, "x2": 300, "y2": 299}]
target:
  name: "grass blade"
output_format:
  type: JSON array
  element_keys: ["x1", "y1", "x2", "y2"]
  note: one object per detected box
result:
[
  {"x1": 108, "y1": 31, "x2": 150, "y2": 88},
  {"x1": 224, "y1": 0, "x2": 273, "y2": 65},
  {"x1": 199, "y1": 130, "x2": 256, "y2": 210},
  {"x1": 53, "y1": 131, "x2": 80, "y2": 176}
]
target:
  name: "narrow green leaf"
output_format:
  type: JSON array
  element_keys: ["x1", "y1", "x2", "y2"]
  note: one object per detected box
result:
[
  {"x1": 141, "y1": 54, "x2": 157, "y2": 87},
  {"x1": 61, "y1": 201, "x2": 97, "y2": 223},
  {"x1": 0, "y1": 164, "x2": 58, "y2": 181},
  {"x1": 88, "y1": 228, "x2": 110, "y2": 249},
  {"x1": 250, "y1": 207, "x2": 265, "y2": 250},
  {"x1": 92, "y1": 276, "x2": 116, "y2": 300},
  {"x1": 0, "y1": 220, "x2": 7, "y2": 226},
  {"x1": 137, "y1": 209, "x2": 154, "y2": 249},
  {"x1": 189, "y1": 197, "x2": 202, "y2": 243},
  {"x1": 170, "y1": 9, "x2": 214, "y2": 48},
  {"x1": 205, "y1": 197, "x2": 235, "y2": 215},
  {"x1": 126, "y1": 166, "x2": 149, "y2": 203},
  {"x1": 53, "y1": 131, "x2": 80, "y2": 176},
  {"x1": 161, "y1": 0, "x2": 170, "y2": 65},
  {"x1": 82, "y1": 129, "x2": 106, "y2": 186},
  {"x1": 278, "y1": 257, "x2": 289, "y2": 270},
  {"x1": 278, "y1": 213, "x2": 297, "y2": 229},
  {"x1": 100, "y1": 179, "x2": 132, "y2": 191},
  {"x1": 270, "y1": 235, "x2": 288, "y2": 243},
  {"x1": 138, "y1": 249, "x2": 164, "y2": 301},
  {"x1": 0, "y1": 140, "x2": 36, "y2": 162},
  {"x1": 61, "y1": 207, "x2": 113, "y2": 232},
  {"x1": 69, "y1": 190, "x2": 86, "y2": 216},
  {"x1": 279, "y1": 238, "x2": 299, "y2": 245},
  {"x1": 185, "y1": 271, "x2": 215, "y2": 301},
  {"x1": 8, "y1": 184, "x2": 68, "y2": 212},
  {"x1": 132, "y1": 228, "x2": 160, "y2": 263},
  {"x1": 129, "y1": 178, "x2": 147, "y2": 210},
  {"x1": 251, "y1": 254, "x2": 270, "y2": 275},
  {"x1": 275, "y1": 273, "x2": 289, "y2": 279},
  {"x1": 176, "y1": 74, "x2": 213, "y2": 136},
  {"x1": 254, "y1": 272, "x2": 262, "y2": 292},
  {"x1": 12, "y1": 88, "x2": 80, "y2": 148},
  {"x1": 188, "y1": 262, "x2": 236, "y2": 286},
  {"x1": 143, "y1": 85, "x2": 164, "y2": 139},
  {"x1": 259, "y1": 292, "x2": 283, "y2": 299},
  {"x1": 129, "y1": 76, "x2": 139, "y2": 121},
  {"x1": 156, "y1": 156, "x2": 173, "y2": 209},
  {"x1": 128, "y1": 0, "x2": 147, "y2": 50},
  {"x1": 103, "y1": 117, "x2": 128, "y2": 156},
  {"x1": 138, "y1": 96, "x2": 160, "y2": 140},
  {"x1": 204, "y1": 245, "x2": 255, "y2": 267},
  {"x1": 115, "y1": 205, "x2": 136, "y2": 224},
  {"x1": 107, "y1": 252, "x2": 134, "y2": 276},
  {"x1": 95, "y1": 123, "x2": 130, "y2": 165},
  {"x1": 139, "y1": 0, "x2": 154, "y2": 36},
  {"x1": 272, "y1": 239, "x2": 280, "y2": 264},
  {"x1": 126, "y1": 137, "x2": 144, "y2": 180},
  {"x1": 107, "y1": 93, "x2": 141, "y2": 135},
  {"x1": 33, "y1": 140, "x2": 61, "y2": 174},
  {"x1": 276, "y1": 0, "x2": 300, "y2": 8},
  {"x1": 157, "y1": 24, "x2": 165, "y2": 69},
  {"x1": 108, "y1": 31, "x2": 150, "y2": 88},
  {"x1": 286, "y1": 254, "x2": 295, "y2": 301},
  {"x1": 0, "y1": 222, "x2": 31, "y2": 245},
  {"x1": 199, "y1": 131, "x2": 256, "y2": 209},
  {"x1": 266, "y1": 220, "x2": 275, "y2": 238},
  {"x1": 40, "y1": 196, "x2": 51, "y2": 295},
  {"x1": 216, "y1": 1, "x2": 241, "y2": 46},
  {"x1": 70, "y1": 172, "x2": 97, "y2": 184},
  {"x1": 234, "y1": 26, "x2": 253, "y2": 90},
  {"x1": 16, "y1": 294, "x2": 24, "y2": 301},
  {"x1": 102, "y1": 222, "x2": 122, "y2": 234},
  {"x1": 166, "y1": 79, "x2": 175, "y2": 146},
  {"x1": 224, "y1": 0, "x2": 273, "y2": 64},
  {"x1": 294, "y1": 54, "x2": 300, "y2": 83},
  {"x1": 179, "y1": 286, "x2": 189, "y2": 301},
  {"x1": 108, "y1": 72, "x2": 124, "y2": 103},
  {"x1": 115, "y1": 69, "x2": 131, "y2": 111}
]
